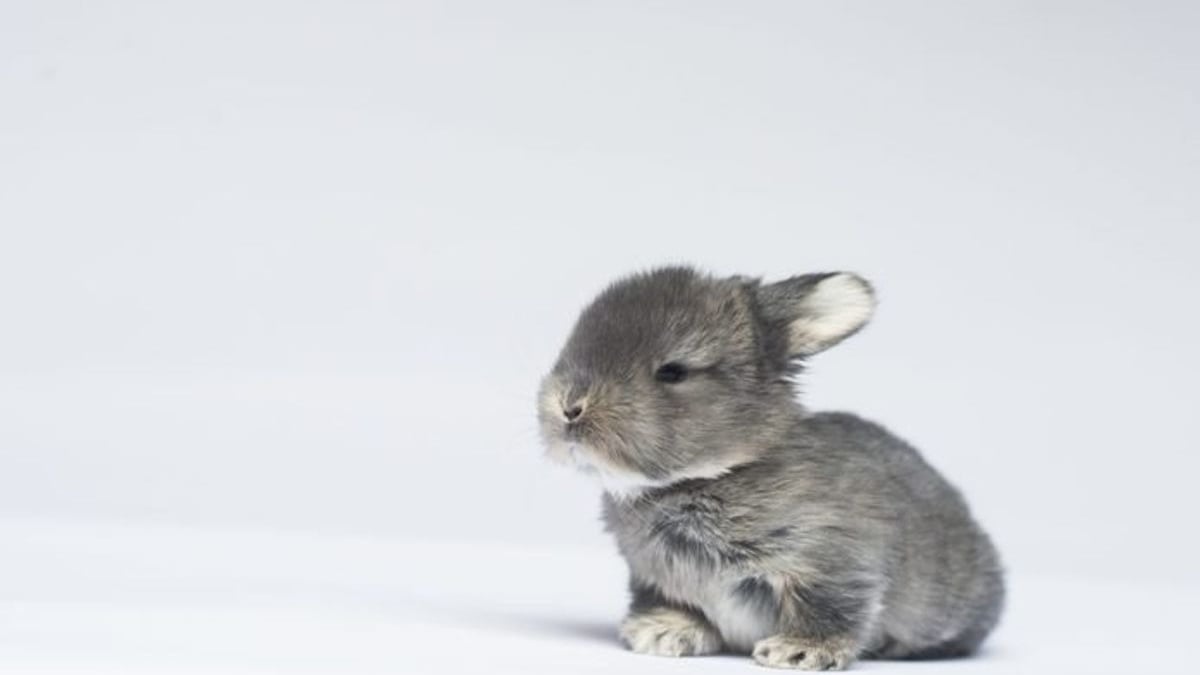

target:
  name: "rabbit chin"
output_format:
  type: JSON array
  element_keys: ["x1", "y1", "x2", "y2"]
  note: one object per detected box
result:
[{"x1": 560, "y1": 441, "x2": 737, "y2": 500}]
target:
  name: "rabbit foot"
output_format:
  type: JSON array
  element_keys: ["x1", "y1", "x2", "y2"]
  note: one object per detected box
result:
[
  {"x1": 752, "y1": 634, "x2": 856, "y2": 670},
  {"x1": 618, "y1": 608, "x2": 722, "y2": 657}
]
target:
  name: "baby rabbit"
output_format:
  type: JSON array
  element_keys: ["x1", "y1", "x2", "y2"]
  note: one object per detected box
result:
[{"x1": 537, "y1": 267, "x2": 1003, "y2": 670}]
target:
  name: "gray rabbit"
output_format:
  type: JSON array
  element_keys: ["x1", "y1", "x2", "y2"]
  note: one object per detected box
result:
[{"x1": 537, "y1": 266, "x2": 1004, "y2": 670}]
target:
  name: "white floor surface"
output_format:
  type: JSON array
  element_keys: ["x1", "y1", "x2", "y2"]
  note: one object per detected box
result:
[{"x1": 1, "y1": 517, "x2": 1195, "y2": 674}]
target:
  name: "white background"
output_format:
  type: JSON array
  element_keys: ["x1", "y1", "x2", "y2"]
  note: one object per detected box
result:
[{"x1": 2, "y1": 1, "x2": 1198, "y2": 673}]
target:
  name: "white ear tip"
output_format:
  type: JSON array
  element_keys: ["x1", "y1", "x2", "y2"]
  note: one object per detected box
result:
[
  {"x1": 820, "y1": 273, "x2": 875, "y2": 308},
  {"x1": 790, "y1": 272, "x2": 876, "y2": 354}
]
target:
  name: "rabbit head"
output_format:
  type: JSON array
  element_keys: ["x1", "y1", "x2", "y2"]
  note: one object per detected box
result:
[{"x1": 537, "y1": 266, "x2": 874, "y2": 497}]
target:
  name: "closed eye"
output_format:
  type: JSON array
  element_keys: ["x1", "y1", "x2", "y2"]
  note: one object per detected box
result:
[{"x1": 654, "y1": 362, "x2": 689, "y2": 384}]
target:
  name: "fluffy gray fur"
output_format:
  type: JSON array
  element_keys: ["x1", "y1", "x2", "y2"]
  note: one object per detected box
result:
[{"x1": 537, "y1": 266, "x2": 1004, "y2": 670}]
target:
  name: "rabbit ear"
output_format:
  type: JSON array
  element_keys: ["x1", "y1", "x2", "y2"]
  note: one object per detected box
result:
[{"x1": 756, "y1": 272, "x2": 876, "y2": 356}]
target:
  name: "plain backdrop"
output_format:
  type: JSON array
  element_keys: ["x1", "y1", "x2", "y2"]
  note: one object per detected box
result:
[{"x1": 2, "y1": 1, "x2": 1199, "y2": 673}]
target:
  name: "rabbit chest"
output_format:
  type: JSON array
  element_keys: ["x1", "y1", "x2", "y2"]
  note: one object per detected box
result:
[{"x1": 606, "y1": 492, "x2": 782, "y2": 651}]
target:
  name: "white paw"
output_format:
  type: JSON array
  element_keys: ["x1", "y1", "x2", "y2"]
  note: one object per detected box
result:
[
  {"x1": 752, "y1": 634, "x2": 856, "y2": 670},
  {"x1": 618, "y1": 608, "x2": 722, "y2": 657}
]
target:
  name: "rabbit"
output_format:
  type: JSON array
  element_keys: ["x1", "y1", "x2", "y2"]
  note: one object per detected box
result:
[{"x1": 536, "y1": 266, "x2": 1004, "y2": 670}]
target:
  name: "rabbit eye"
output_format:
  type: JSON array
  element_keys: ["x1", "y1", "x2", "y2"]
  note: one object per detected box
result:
[{"x1": 655, "y1": 362, "x2": 688, "y2": 384}]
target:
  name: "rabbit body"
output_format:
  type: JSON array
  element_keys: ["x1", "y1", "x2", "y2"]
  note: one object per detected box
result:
[{"x1": 605, "y1": 411, "x2": 1003, "y2": 668}]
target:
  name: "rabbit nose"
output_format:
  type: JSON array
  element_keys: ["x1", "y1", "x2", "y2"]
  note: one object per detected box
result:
[{"x1": 563, "y1": 401, "x2": 586, "y2": 422}]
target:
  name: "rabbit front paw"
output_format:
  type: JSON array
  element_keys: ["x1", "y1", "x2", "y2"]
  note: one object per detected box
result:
[
  {"x1": 752, "y1": 634, "x2": 857, "y2": 670},
  {"x1": 618, "y1": 608, "x2": 722, "y2": 657}
]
